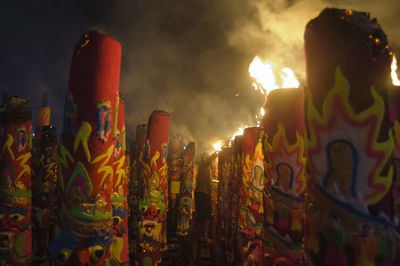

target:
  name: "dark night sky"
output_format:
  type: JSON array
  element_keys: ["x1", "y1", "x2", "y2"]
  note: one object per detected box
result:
[{"x1": 1, "y1": 0, "x2": 399, "y2": 152}]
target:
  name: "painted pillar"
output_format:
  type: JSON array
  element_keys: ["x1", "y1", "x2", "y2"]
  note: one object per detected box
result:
[
  {"x1": 231, "y1": 135, "x2": 243, "y2": 265},
  {"x1": 176, "y1": 141, "x2": 197, "y2": 236},
  {"x1": 392, "y1": 88, "x2": 400, "y2": 228},
  {"x1": 304, "y1": 8, "x2": 395, "y2": 265},
  {"x1": 217, "y1": 147, "x2": 232, "y2": 262},
  {"x1": 49, "y1": 31, "x2": 121, "y2": 265},
  {"x1": 167, "y1": 137, "x2": 182, "y2": 239},
  {"x1": 238, "y1": 127, "x2": 264, "y2": 265},
  {"x1": 31, "y1": 92, "x2": 52, "y2": 263},
  {"x1": 129, "y1": 124, "x2": 147, "y2": 261},
  {"x1": 262, "y1": 88, "x2": 306, "y2": 265},
  {"x1": 32, "y1": 125, "x2": 58, "y2": 263},
  {"x1": 110, "y1": 95, "x2": 130, "y2": 265},
  {"x1": 210, "y1": 154, "x2": 218, "y2": 242},
  {"x1": 138, "y1": 111, "x2": 170, "y2": 266},
  {"x1": 32, "y1": 92, "x2": 51, "y2": 168},
  {"x1": 0, "y1": 96, "x2": 33, "y2": 265}
]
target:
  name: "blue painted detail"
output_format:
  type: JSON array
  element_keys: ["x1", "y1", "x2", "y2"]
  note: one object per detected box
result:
[
  {"x1": 274, "y1": 163, "x2": 294, "y2": 189},
  {"x1": 48, "y1": 231, "x2": 79, "y2": 259},
  {"x1": 63, "y1": 96, "x2": 77, "y2": 136},
  {"x1": 264, "y1": 224, "x2": 293, "y2": 248},
  {"x1": 112, "y1": 205, "x2": 128, "y2": 220},
  {"x1": 87, "y1": 229, "x2": 113, "y2": 249},
  {"x1": 271, "y1": 186, "x2": 304, "y2": 202},
  {"x1": 323, "y1": 140, "x2": 358, "y2": 197},
  {"x1": 96, "y1": 106, "x2": 111, "y2": 142},
  {"x1": 316, "y1": 184, "x2": 396, "y2": 229},
  {"x1": 8, "y1": 206, "x2": 28, "y2": 216},
  {"x1": 0, "y1": 162, "x2": 14, "y2": 187}
]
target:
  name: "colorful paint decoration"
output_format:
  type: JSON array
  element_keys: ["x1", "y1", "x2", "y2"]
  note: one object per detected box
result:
[
  {"x1": 231, "y1": 136, "x2": 243, "y2": 265},
  {"x1": 129, "y1": 124, "x2": 147, "y2": 261},
  {"x1": 304, "y1": 8, "x2": 396, "y2": 265},
  {"x1": 238, "y1": 127, "x2": 265, "y2": 265},
  {"x1": 392, "y1": 89, "x2": 400, "y2": 227},
  {"x1": 262, "y1": 88, "x2": 307, "y2": 265},
  {"x1": 49, "y1": 31, "x2": 122, "y2": 265},
  {"x1": 217, "y1": 147, "x2": 232, "y2": 263},
  {"x1": 110, "y1": 95, "x2": 130, "y2": 265},
  {"x1": 167, "y1": 137, "x2": 182, "y2": 238},
  {"x1": 32, "y1": 125, "x2": 58, "y2": 263},
  {"x1": 137, "y1": 111, "x2": 170, "y2": 266},
  {"x1": 0, "y1": 96, "x2": 33, "y2": 265},
  {"x1": 176, "y1": 141, "x2": 197, "y2": 236},
  {"x1": 306, "y1": 68, "x2": 396, "y2": 265}
]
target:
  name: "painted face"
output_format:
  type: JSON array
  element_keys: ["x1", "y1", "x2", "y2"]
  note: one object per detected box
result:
[
  {"x1": 0, "y1": 205, "x2": 31, "y2": 260},
  {"x1": 96, "y1": 103, "x2": 111, "y2": 143},
  {"x1": 138, "y1": 199, "x2": 164, "y2": 242}
]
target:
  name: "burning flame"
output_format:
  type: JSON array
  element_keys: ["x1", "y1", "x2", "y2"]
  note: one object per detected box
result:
[
  {"x1": 249, "y1": 56, "x2": 299, "y2": 95},
  {"x1": 231, "y1": 126, "x2": 247, "y2": 140},
  {"x1": 213, "y1": 141, "x2": 222, "y2": 152},
  {"x1": 280, "y1": 68, "x2": 300, "y2": 88},
  {"x1": 249, "y1": 57, "x2": 278, "y2": 95},
  {"x1": 391, "y1": 55, "x2": 400, "y2": 86}
]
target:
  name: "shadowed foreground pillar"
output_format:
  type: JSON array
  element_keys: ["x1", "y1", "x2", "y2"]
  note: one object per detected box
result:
[{"x1": 304, "y1": 8, "x2": 395, "y2": 265}]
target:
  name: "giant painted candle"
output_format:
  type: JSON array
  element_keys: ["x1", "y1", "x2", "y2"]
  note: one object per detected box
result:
[
  {"x1": 110, "y1": 95, "x2": 129, "y2": 265},
  {"x1": 32, "y1": 125, "x2": 58, "y2": 264},
  {"x1": 138, "y1": 111, "x2": 170, "y2": 266},
  {"x1": 238, "y1": 127, "x2": 264, "y2": 266},
  {"x1": 128, "y1": 124, "x2": 147, "y2": 260},
  {"x1": 0, "y1": 96, "x2": 33, "y2": 265},
  {"x1": 49, "y1": 31, "x2": 121, "y2": 265},
  {"x1": 217, "y1": 147, "x2": 232, "y2": 262},
  {"x1": 176, "y1": 141, "x2": 197, "y2": 236},
  {"x1": 262, "y1": 88, "x2": 306, "y2": 265},
  {"x1": 167, "y1": 136, "x2": 182, "y2": 237},
  {"x1": 32, "y1": 92, "x2": 51, "y2": 168},
  {"x1": 304, "y1": 8, "x2": 395, "y2": 265},
  {"x1": 231, "y1": 135, "x2": 243, "y2": 265}
]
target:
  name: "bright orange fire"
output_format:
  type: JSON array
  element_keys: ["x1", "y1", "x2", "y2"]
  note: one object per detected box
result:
[
  {"x1": 231, "y1": 126, "x2": 246, "y2": 141},
  {"x1": 213, "y1": 140, "x2": 222, "y2": 152},
  {"x1": 249, "y1": 56, "x2": 299, "y2": 95},
  {"x1": 391, "y1": 55, "x2": 400, "y2": 86}
]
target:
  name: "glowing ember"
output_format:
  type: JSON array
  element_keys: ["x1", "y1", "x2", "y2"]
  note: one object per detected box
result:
[
  {"x1": 391, "y1": 55, "x2": 400, "y2": 86},
  {"x1": 213, "y1": 140, "x2": 222, "y2": 151},
  {"x1": 249, "y1": 56, "x2": 299, "y2": 95}
]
